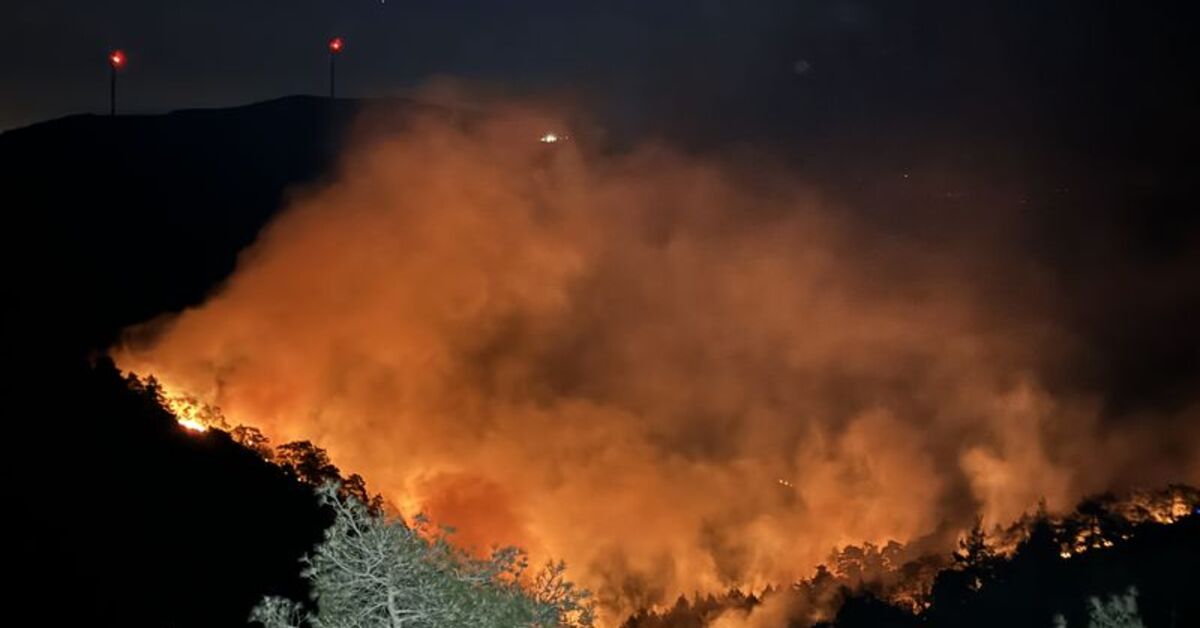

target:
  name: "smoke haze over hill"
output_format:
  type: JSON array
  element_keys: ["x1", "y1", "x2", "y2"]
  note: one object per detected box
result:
[{"x1": 113, "y1": 98, "x2": 1200, "y2": 619}]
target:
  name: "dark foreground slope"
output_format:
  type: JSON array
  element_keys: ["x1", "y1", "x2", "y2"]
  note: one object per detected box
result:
[{"x1": 2, "y1": 97, "x2": 377, "y2": 626}]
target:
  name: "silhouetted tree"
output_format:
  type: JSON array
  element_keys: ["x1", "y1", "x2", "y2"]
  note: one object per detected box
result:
[
  {"x1": 953, "y1": 517, "x2": 996, "y2": 591},
  {"x1": 275, "y1": 441, "x2": 342, "y2": 486},
  {"x1": 231, "y1": 425, "x2": 274, "y2": 460}
]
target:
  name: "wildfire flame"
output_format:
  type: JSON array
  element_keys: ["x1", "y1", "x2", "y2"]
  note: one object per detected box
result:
[
  {"x1": 177, "y1": 417, "x2": 209, "y2": 433},
  {"x1": 158, "y1": 388, "x2": 225, "y2": 434}
]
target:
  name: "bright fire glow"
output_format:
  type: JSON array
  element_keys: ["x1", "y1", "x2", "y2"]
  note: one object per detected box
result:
[
  {"x1": 177, "y1": 418, "x2": 209, "y2": 433},
  {"x1": 158, "y1": 389, "x2": 225, "y2": 435}
]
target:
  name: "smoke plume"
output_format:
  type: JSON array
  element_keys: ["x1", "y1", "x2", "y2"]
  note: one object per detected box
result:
[{"x1": 113, "y1": 100, "x2": 1199, "y2": 620}]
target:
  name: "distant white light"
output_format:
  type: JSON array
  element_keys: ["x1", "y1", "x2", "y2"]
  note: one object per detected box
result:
[{"x1": 540, "y1": 133, "x2": 560, "y2": 144}]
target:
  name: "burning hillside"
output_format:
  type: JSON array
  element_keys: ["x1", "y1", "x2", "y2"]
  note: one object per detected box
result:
[
  {"x1": 112, "y1": 102, "x2": 1200, "y2": 622},
  {"x1": 131, "y1": 374, "x2": 1200, "y2": 627}
]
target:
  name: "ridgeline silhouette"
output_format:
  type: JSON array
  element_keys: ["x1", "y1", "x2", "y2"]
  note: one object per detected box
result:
[{"x1": 6, "y1": 97, "x2": 375, "y2": 626}]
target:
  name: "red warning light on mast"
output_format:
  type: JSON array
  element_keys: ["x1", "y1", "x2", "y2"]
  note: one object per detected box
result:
[
  {"x1": 329, "y1": 37, "x2": 344, "y2": 54},
  {"x1": 109, "y1": 50, "x2": 126, "y2": 68}
]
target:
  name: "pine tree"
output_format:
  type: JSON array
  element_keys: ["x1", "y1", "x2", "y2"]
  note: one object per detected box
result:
[
  {"x1": 250, "y1": 482, "x2": 594, "y2": 628},
  {"x1": 953, "y1": 517, "x2": 995, "y2": 591}
]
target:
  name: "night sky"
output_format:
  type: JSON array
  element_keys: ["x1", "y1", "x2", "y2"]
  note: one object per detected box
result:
[
  {"x1": 5, "y1": 1, "x2": 1197, "y2": 417},
  {"x1": 2, "y1": 1, "x2": 1193, "y2": 142},
  {"x1": 5, "y1": 1, "x2": 1197, "y2": 420}
]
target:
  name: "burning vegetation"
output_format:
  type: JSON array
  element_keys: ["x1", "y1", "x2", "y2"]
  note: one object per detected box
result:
[
  {"x1": 625, "y1": 487, "x2": 1197, "y2": 628},
  {"x1": 131, "y1": 372, "x2": 1198, "y2": 627},
  {"x1": 112, "y1": 102, "x2": 1200, "y2": 624}
]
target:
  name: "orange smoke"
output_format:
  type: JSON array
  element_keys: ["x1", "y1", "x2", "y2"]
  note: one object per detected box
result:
[{"x1": 112, "y1": 100, "x2": 1199, "y2": 620}]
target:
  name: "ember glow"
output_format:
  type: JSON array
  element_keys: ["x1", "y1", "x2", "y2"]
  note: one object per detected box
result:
[
  {"x1": 159, "y1": 390, "x2": 225, "y2": 434},
  {"x1": 177, "y1": 417, "x2": 209, "y2": 433},
  {"x1": 113, "y1": 103, "x2": 1200, "y2": 620}
]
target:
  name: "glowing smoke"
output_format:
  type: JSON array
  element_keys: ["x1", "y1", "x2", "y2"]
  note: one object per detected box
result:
[{"x1": 113, "y1": 100, "x2": 1199, "y2": 620}]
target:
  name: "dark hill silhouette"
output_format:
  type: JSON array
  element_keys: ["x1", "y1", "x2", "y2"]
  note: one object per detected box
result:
[
  {"x1": 18, "y1": 356, "x2": 331, "y2": 626},
  {"x1": 2, "y1": 96, "x2": 411, "y2": 626},
  {"x1": 5, "y1": 96, "x2": 372, "y2": 353}
]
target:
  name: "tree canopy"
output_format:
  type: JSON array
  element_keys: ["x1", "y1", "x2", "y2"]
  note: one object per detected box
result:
[{"x1": 251, "y1": 482, "x2": 594, "y2": 628}]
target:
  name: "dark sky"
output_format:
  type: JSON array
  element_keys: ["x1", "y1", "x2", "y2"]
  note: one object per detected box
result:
[
  {"x1": 3, "y1": 1, "x2": 1197, "y2": 409},
  {"x1": 3, "y1": 1, "x2": 1195, "y2": 140}
]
